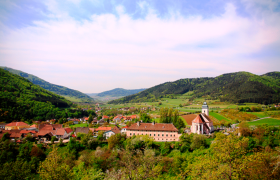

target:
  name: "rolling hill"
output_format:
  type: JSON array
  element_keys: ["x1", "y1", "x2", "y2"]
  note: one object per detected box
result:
[
  {"x1": 96, "y1": 88, "x2": 146, "y2": 97},
  {"x1": 87, "y1": 88, "x2": 146, "y2": 102},
  {"x1": 1, "y1": 67, "x2": 94, "y2": 103},
  {"x1": 109, "y1": 71, "x2": 280, "y2": 104}
]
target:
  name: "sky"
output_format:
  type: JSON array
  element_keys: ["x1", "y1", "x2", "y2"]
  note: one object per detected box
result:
[{"x1": 0, "y1": 0, "x2": 280, "y2": 93}]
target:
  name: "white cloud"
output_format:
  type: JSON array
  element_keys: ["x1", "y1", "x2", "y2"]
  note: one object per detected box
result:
[{"x1": 0, "y1": 1, "x2": 280, "y2": 92}]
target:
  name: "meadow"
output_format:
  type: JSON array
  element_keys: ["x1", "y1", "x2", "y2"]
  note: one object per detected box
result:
[{"x1": 247, "y1": 118, "x2": 280, "y2": 126}]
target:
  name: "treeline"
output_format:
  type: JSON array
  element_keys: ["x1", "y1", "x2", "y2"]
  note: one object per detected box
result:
[
  {"x1": 109, "y1": 71, "x2": 280, "y2": 105},
  {"x1": 0, "y1": 69, "x2": 90, "y2": 122},
  {"x1": 159, "y1": 108, "x2": 185, "y2": 131},
  {"x1": 1, "y1": 125, "x2": 280, "y2": 179}
]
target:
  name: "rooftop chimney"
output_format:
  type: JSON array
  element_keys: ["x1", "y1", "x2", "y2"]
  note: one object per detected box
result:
[
  {"x1": 137, "y1": 121, "x2": 140, "y2": 126},
  {"x1": 152, "y1": 121, "x2": 155, "y2": 125}
]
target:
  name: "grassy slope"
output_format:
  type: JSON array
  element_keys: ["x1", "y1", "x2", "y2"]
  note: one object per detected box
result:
[
  {"x1": 248, "y1": 118, "x2": 280, "y2": 126},
  {"x1": 209, "y1": 112, "x2": 231, "y2": 121}
]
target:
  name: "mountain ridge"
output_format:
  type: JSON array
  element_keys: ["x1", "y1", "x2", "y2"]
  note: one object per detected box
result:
[{"x1": 108, "y1": 71, "x2": 280, "y2": 104}]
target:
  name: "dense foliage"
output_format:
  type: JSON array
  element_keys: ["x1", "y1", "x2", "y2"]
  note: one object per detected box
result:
[
  {"x1": 109, "y1": 71, "x2": 280, "y2": 104},
  {"x1": 0, "y1": 69, "x2": 91, "y2": 122},
  {"x1": 1, "y1": 126, "x2": 280, "y2": 179},
  {"x1": 96, "y1": 88, "x2": 146, "y2": 97},
  {"x1": 1, "y1": 67, "x2": 94, "y2": 103}
]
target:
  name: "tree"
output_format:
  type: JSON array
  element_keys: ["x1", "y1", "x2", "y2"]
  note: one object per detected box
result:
[
  {"x1": 88, "y1": 114, "x2": 93, "y2": 124},
  {"x1": 190, "y1": 134, "x2": 206, "y2": 150},
  {"x1": 51, "y1": 136, "x2": 57, "y2": 144},
  {"x1": 238, "y1": 121, "x2": 251, "y2": 136},
  {"x1": 38, "y1": 147, "x2": 73, "y2": 180}
]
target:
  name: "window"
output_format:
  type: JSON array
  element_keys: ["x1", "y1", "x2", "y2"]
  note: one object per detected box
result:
[
  {"x1": 154, "y1": 134, "x2": 155, "y2": 136},
  {"x1": 158, "y1": 134, "x2": 160, "y2": 136},
  {"x1": 166, "y1": 134, "x2": 168, "y2": 137},
  {"x1": 150, "y1": 134, "x2": 151, "y2": 136},
  {"x1": 130, "y1": 133, "x2": 132, "y2": 135},
  {"x1": 162, "y1": 134, "x2": 164, "y2": 136},
  {"x1": 133, "y1": 133, "x2": 135, "y2": 135}
]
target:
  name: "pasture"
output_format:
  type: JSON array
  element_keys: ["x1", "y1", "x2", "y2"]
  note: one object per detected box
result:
[{"x1": 247, "y1": 118, "x2": 280, "y2": 126}]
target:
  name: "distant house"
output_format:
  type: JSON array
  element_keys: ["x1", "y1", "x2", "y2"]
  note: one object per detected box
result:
[
  {"x1": 5, "y1": 122, "x2": 30, "y2": 130},
  {"x1": 75, "y1": 127, "x2": 90, "y2": 135},
  {"x1": 104, "y1": 126, "x2": 121, "y2": 139},
  {"x1": 19, "y1": 130, "x2": 37, "y2": 137},
  {"x1": 0, "y1": 123, "x2": 7, "y2": 130},
  {"x1": 126, "y1": 122, "x2": 180, "y2": 142},
  {"x1": 102, "y1": 115, "x2": 109, "y2": 119},
  {"x1": 121, "y1": 126, "x2": 128, "y2": 134}
]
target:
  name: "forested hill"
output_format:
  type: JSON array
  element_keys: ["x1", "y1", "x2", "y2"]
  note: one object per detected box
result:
[
  {"x1": 1, "y1": 67, "x2": 94, "y2": 103},
  {"x1": 96, "y1": 88, "x2": 146, "y2": 97},
  {"x1": 0, "y1": 69, "x2": 73, "y2": 122},
  {"x1": 109, "y1": 71, "x2": 280, "y2": 104}
]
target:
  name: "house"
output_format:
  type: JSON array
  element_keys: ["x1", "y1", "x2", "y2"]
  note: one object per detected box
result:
[
  {"x1": 19, "y1": 130, "x2": 37, "y2": 137},
  {"x1": 38, "y1": 130, "x2": 53, "y2": 141},
  {"x1": 0, "y1": 123, "x2": 7, "y2": 130},
  {"x1": 104, "y1": 126, "x2": 121, "y2": 139},
  {"x1": 190, "y1": 102, "x2": 214, "y2": 134},
  {"x1": 5, "y1": 122, "x2": 30, "y2": 130},
  {"x1": 54, "y1": 128, "x2": 66, "y2": 139},
  {"x1": 121, "y1": 126, "x2": 128, "y2": 134},
  {"x1": 126, "y1": 122, "x2": 180, "y2": 142},
  {"x1": 95, "y1": 126, "x2": 112, "y2": 133},
  {"x1": 65, "y1": 128, "x2": 73, "y2": 137},
  {"x1": 102, "y1": 115, "x2": 109, "y2": 119},
  {"x1": 75, "y1": 127, "x2": 90, "y2": 135}
]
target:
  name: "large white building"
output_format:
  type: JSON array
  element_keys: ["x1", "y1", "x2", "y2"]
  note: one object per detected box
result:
[{"x1": 191, "y1": 102, "x2": 214, "y2": 134}]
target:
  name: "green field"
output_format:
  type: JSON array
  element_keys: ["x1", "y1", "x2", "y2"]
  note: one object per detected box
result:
[
  {"x1": 70, "y1": 123, "x2": 89, "y2": 128},
  {"x1": 209, "y1": 112, "x2": 231, "y2": 121},
  {"x1": 247, "y1": 118, "x2": 280, "y2": 126},
  {"x1": 246, "y1": 112, "x2": 268, "y2": 118}
]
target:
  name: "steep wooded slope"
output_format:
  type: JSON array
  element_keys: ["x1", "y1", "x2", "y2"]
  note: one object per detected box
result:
[
  {"x1": 1, "y1": 67, "x2": 94, "y2": 103},
  {"x1": 109, "y1": 71, "x2": 280, "y2": 104},
  {"x1": 0, "y1": 69, "x2": 73, "y2": 122}
]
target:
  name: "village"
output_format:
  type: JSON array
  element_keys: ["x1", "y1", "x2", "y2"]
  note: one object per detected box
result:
[{"x1": 0, "y1": 102, "x2": 238, "y2": 144}]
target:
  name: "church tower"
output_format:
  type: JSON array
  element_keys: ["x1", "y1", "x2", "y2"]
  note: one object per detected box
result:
[{"x1": 202, "y1": 101, "x2": 209, "y2": 116}]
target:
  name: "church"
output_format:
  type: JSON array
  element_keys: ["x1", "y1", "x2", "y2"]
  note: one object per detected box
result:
[{"x1": 191, "y1": 102, "x2": 214, "y2": 134}]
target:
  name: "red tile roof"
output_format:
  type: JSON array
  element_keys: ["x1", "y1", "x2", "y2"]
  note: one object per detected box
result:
[
  {"x1": 122, "y1": 126, "x2": 128, "y2": 129},
  {"x1": 64, "y1": 128, "x2": 73, "y2": 134},
  {"x1": 95, "y1": 127, "x2": 112, "y2": 132},
  {"x1": 55, "y1": 128, "x2": 66, "y2": 136},
  {"x1": 6, "y1": 122, "x2": 29, "y2": 127},
  {"x1": 111, "y1": 126, "x2": 120, "y2": 134},
  {"x1": 30, "y1": 124, "x2": 37, "y2": 128},
  {"x1": 102, "y1": 115, "x2": 109, "y2": 119},
  {"x1": 127, "y1": 122, "x2": 178, "y2": 132},
  {"x1": 10, "y1": 132, "x2": 22, "y2": 138},
  {"x1": 192, "y1": 115, "x2": 204, "y2": 123},
  {"x1": 38, "y1": 130, "x2": 55, "y2": 136},
  {"x1": 19, "y1": 130, "x2": 37, "y2": 134}
]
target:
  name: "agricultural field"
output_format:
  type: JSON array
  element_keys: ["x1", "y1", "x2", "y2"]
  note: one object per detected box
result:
[
  {"x1": 246, "y1": 112, "x2": 269, "y2": 118},
  {"x1": 209, "y1": 112, "x2": 231, "y2": 121},
  {"x1": 247, "y1": 118, "x2": 280, "y2": 126},
  {"x1": 70, "y1": 123, "x2": 89, "y2": 128}
]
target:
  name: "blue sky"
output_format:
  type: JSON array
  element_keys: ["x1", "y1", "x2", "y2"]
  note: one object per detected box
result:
[{"x1": 0, "y1": 0, "x2": 280, "y2": 93}]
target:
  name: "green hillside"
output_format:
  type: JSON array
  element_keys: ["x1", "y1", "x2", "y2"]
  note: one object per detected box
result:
[
  {"x1": 0, "y1": 69, "x2": 73, "y2": 122},
  {"x1": 1, "y1": 67, "x2": 94, "y2": 103},
  {"x1": 96, "y1": 88, "x2": 146, "y2": 97},
  {"x1": 109, "y1": 71, "x2": 280, "y2": 104}
]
